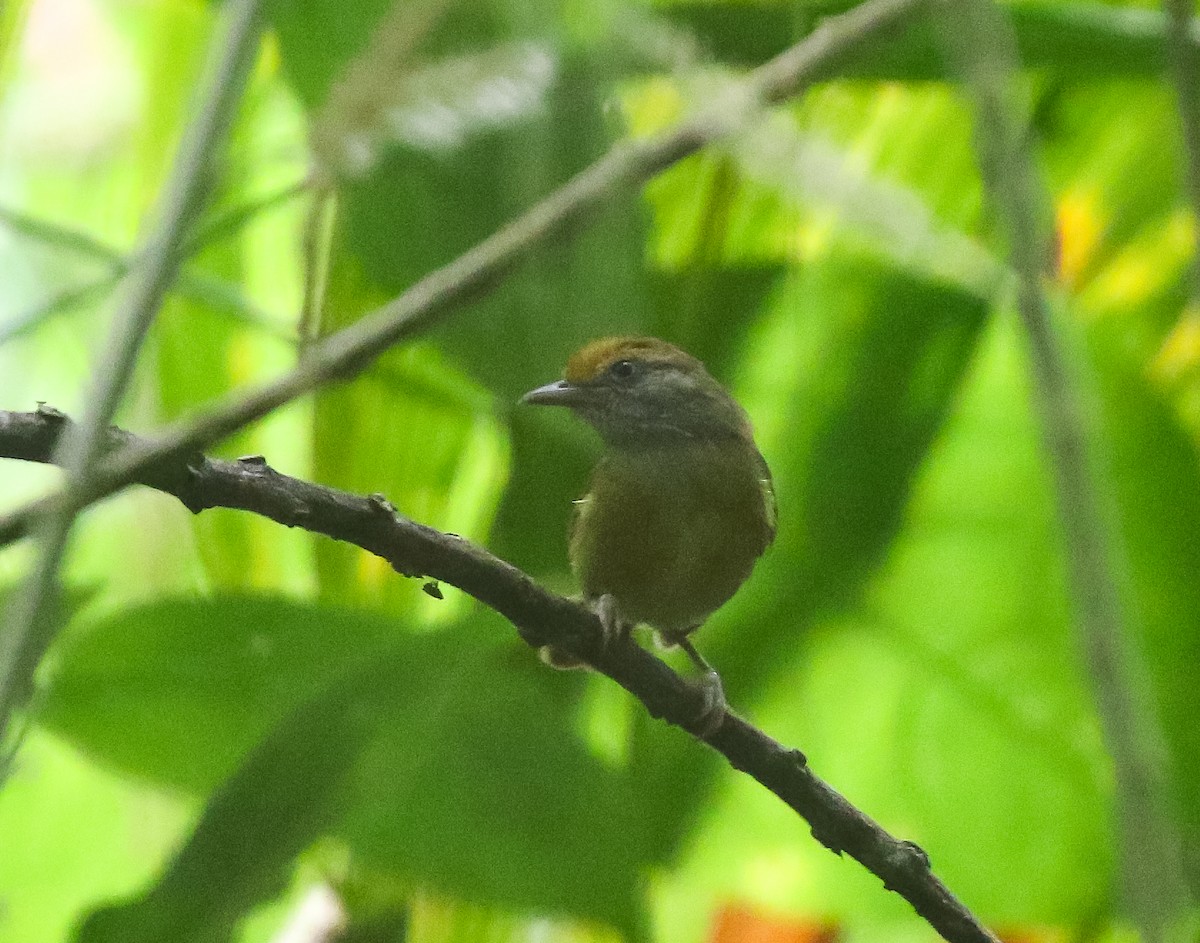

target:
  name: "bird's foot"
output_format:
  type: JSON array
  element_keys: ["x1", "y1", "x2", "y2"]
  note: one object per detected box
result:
[
  {"x1": 541, "y1": 594, "x2": 627, "y2": 669},
  {"x1": 670, "y1": 634, "x2": 728, "y2": 737},
  {"x1": 595, "y1": 593, "x2": 628, "y2": 651},
  {"x1": 690, "y1": 669, "x2": 728, "y2": 738}
]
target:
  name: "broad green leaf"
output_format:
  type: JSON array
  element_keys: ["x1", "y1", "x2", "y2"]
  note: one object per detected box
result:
[
  {"x1": 40, "y1": 596, "x2": 652, "y2": 932},
  {"x1": 656, "y1": 314, "x2": 1111, "y2": 939},
  {"x1": 40, "y1": 596, "x2": 403, "y2": 792},
  {"x1": 338, "y1": 610, "x2": 648, "y2": 935},
  {"x1": 73, "y1": 662, "x2": 378, "y2": 943},
  {"x1": 719, "y1": 253, "x2": 992, "y2": 694},
  {"x1": 1085, "y1": 321, "x2": 1200, "y2": 896}
]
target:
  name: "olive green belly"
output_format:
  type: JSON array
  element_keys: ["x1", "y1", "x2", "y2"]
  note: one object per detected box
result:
[{"x1": 569, "y1": 458, "x2": 769, "y2": 632}]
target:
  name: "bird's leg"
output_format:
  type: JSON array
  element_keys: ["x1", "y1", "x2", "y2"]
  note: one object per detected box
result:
[{"x1": 664, "y1": 631, "x2": 728, "y2": 737}]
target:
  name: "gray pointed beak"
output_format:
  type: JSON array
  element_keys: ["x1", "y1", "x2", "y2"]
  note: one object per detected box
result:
[{"x1": 520, "y1": 379, "x2": 583, "y2": 407}]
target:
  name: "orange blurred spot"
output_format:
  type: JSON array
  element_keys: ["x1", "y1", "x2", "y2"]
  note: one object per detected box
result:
[
  {"x1": 1056, "y1": 189, "x2": 1104, "y2": 290},
  {"x1": 708, "y1": 904, "x2": 838, "y2": 943}
]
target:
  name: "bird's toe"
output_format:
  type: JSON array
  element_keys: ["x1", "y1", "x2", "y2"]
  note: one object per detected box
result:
[
  {"x1": 595, "y1": 593, "x2": 629, "y2": 650},
  {"x1": 690, "y1": 669, "x2": 728, "y2": 737}
]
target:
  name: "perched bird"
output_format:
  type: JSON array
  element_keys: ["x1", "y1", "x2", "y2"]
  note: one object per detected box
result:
[{"x1": 521, "y1": 336, "x2": 776, "y2": 730}]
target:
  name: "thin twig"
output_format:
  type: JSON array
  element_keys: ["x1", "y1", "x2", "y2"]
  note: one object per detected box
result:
[
  {"x1": 0, "y1": 178, "x2": 307, "y2": 266},
  {"x1": 0, "y1": 179, "x2": 308, "y2": 345},
  {"x1": 934, "y1": 1, "x2": 1190, "y2": 939},
  {"x1": 0, "y1": 0, "x2": 267, "y2": 749},
  {"x1": 0, "y1": 278, "x2": 115, "y2": 345},
  {"x1": 1, "y1": 271, "x2": 291, "y2": 346},
  {"x1": 0, "y1": 406, "x2": 999, "y2": 943},
  {"x1": 0, "y1": 0, "x2": 928, "y2": 555},
  {"x1": 297, "y1": 185, "x2": 336, "y2": 352}
]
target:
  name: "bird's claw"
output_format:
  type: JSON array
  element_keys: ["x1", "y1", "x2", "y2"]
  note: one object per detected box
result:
[
  {"x1": 670, "y1": 635, "x2": 728, "y2": 736},
  {"x1": 690, "y1": 669, "x2": 728, "y2": 737},
  {"x1": 596, "y1": 593, "x2": 626, "y2": 650},
  {"x1": 541, "y1": 593, "x2": 625, "y2": 669},
  {"x1": 592, "y1": 599, "x2": 727, "y2": 734}
]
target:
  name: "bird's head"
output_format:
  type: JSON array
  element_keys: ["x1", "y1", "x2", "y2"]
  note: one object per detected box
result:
[{"x1": 521, "y1": 337, "x2": 752, "y2": 449}]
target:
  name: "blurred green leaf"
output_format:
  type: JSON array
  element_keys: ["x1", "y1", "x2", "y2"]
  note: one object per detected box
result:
[
  {"x1": 41, "y1": 596, "x2": 402, "y2": 792},
  {"x1": 634, "y1": 80, "x2": 995, "y2": 294},
  {"x1": 267, "y1": 0, "x2": 396, "y2": 109},
  {"x1": 0, "y1": 0, "x2": 31, "y2": 88},
  {"x1": 41, "y1": 596, "x2": 653, "y2": 932},
  {"x1": 1039, "y1": 82, "x2": 1185, "y2": 296},
  {"x1": 1085, "y1": 321, "x2": 1200, "y2": 895},
  {"x1": 825, "y1": 314, "x2": 1107, "y2": 923},
  {"x1": 655, "y1": 314, "x2": 1111, "y2": 938},
  {"x1": 720, "y1": 251, "x2": 992, "y2": 692},
  {"x1": 338, "y1": 610, "x2": 648, "y2": 934},
  {"x1": 73, "y1": 664, "x2": 375, "y2": 943},
  {"x1": 312, "y1": 241, "x2": 509, "y2": 613},
  {"x1": 156, "y1": 199, "x2": 261, "y2": 590}
]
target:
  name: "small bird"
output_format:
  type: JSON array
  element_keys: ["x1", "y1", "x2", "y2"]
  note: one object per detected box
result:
[{"x1": 521, "y1": 336, "x2": 776, "y2": 731}]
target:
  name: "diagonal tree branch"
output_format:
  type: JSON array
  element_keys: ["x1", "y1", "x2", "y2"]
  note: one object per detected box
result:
[
  {"x1": 0, "y1": 406, "x2": 999, "y2": 943},
  {"x1": 0, "y1": 0, "x2": 267, "y2": 752},
  {"x1": 0, "y1": 0, "x2": 928, "y2": 556}
]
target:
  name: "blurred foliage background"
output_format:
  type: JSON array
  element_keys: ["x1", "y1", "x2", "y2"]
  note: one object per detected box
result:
[{"x1": 0, "y1": 0, "x2": 1199, "y2": 941}]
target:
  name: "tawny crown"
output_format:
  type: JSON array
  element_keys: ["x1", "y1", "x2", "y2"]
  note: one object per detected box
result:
[{"x1": 563, "y1": 336, "x2": 703, "y2": 385}]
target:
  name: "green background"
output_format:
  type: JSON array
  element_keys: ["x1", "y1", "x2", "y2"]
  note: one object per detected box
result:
[{"x1": 0, "y1": 0, "x2": 1198, "y2": 940}]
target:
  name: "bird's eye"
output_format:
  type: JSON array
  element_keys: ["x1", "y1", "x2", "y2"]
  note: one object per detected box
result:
[{"x1": 609, "y1": 360, "x2": 637, "y2": 381}]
